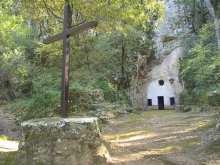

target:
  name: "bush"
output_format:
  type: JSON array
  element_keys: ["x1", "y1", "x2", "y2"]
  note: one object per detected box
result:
[
  {"x1": 96, "y1": 80, "x2": 118, "y2": 102},
  {"x1": 180, "y1": 23, "x2": 220, "y2": 106},
  {"x1": 24, "y1": 89, "x2": 60, "y2": 120}
]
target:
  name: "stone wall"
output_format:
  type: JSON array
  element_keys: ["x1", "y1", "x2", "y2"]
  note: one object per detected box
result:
[{"x1": 15, "y1": 117, "x2": 110, "y2": 165}]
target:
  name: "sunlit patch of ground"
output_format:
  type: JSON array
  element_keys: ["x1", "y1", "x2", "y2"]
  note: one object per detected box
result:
[
  {"x1": 102, "y1": 110, "x2": 220, "y2": 165},
  {"x1": 0, "y1": 152, "x2": 17, "y2": 165},
  {"x1": 0, "y1": 139, "x2": 18, "y2": 152},
  {"x1": 208, "y1": 160, "x2": 220, "y2": 165},
  {"x1": 0, "y1": 136, "x2": 18, "y2": 165},
  {"x1": 0, "y1": 136, "x2": 18, "y2": 152},
  {"x1": 105, "y1": 130, "x2": 153, "y2": 142}
]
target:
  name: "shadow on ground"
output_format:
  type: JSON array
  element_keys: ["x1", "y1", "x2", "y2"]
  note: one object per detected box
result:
[{"x1": 102, "y1": 110, "x2": 220, "y2": 165}]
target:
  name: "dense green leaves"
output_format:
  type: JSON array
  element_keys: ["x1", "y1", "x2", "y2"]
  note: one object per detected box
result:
[
  {"x1": 13, "y1": 0, "x2": 164, "y2": 35},
  {"x1": 180, "y1": 23, "x2": 220, "y2": 106},
  {"x1": 0, "y1": 2, "x2": 36, "y2": 100},
  {"x1": 174, "y1": 0, "x2": 220, "y2": 107},
  {"x1": 0, "y1": 0, "x2": 164, "y2": 119}
]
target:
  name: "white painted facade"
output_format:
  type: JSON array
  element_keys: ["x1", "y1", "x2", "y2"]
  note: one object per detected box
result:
[
  {"x1": 132, "y1": 0, "x2": 189, "y2": 110},
  {"x1": 146, "y1": 47, "x2": 184, "y2": 109},
  {"x1": 147, "y1": 80, "x2": 175, "y2": 106}
]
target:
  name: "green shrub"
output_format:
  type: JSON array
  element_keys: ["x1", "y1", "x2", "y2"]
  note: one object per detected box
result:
[
  {"x1": 24, "y1": 90, "x2": 60, "y2": 120},
  {"x1": 180, "y1": 23, "x2": 220, "y2": 106}
]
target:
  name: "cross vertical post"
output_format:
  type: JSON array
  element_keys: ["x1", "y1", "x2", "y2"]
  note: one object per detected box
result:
[
  {"x1": 61, "y1": 3, "x2": 71, "y2": 118},
  {"x1": 43, "y1": 2, "x2": 98, "y2": 118}
]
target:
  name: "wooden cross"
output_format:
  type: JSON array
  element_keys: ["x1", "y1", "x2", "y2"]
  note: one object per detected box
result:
[{"x1": 43, "y1": 2, "x2": 98, "y2": 118}]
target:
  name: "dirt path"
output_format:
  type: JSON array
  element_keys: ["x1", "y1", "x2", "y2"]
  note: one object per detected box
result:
[
  {"x1": 0, "y1": 107, "x2": 20, "y2": 165},
  {"x1": 102, "y1": 110, "x2": 220, "y2": 165},
  {"x1": 0, "y1": 107, "x2": 20, "y2": 140},
  {"x1": 0, "y1": 107, "x2": 220, "y2": 165}
]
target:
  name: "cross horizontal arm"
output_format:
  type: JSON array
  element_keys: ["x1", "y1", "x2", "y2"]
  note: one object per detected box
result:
[
  {"x1": 43, "y1": 21, "x2": 98, "y2": 45},
  {"x1": 43, "y1": 33, "x2": 63, "y2": 44},
  {"x1": 67, "y1": 21, "x2": 98, "y2": 37}
]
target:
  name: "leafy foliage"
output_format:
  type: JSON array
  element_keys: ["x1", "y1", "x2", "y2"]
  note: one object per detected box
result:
[
  {"x1": 12, "y1": 0, "x2": 164, "y2": 35},
  {"x1": 180, "y1": 23, "x2": 220, "y2": 106},
  {"x1": 24, "y1": 89, "x2": 60, "y2": 119},
  {"x1": 0, "y1": 1, "x2": 36, "y2": 101},
  {"x1": 0, "y1": 0, "x2": 164, "y2": 119}
]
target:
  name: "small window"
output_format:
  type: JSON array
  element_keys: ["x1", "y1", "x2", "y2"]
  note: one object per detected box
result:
[
  {"x1": 159, "y1": 80, "x2": 164, "y2": 86},
  {"x1": 148, "y1": 99, "x2": 152, "y2": 106},
  {"x1": 170, "y1": 97, "x2": 175, "y2": 106}
]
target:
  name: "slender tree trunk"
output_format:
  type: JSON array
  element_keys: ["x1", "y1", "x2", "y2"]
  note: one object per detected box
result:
[
  {"x1": 192, "y1": 0, "x2": 196, "y2": 33},
  {"x1": 0, "y1": 75, "x2": 15, "y2": 102},
  {"x1": 119, "y1": 34, "x2": 126, "y2": 89},
  {"x1": 84, "y1": 45, "x2": 91, "y2": 73},
  {"x1": 204, "y1": 0, "x2": 220, "y2": 50}
]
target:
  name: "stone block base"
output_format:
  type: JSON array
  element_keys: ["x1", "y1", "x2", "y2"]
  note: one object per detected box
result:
[
  {"x1": 15, "y1": 117, "x2": 110, "y2": 165},
  {"x1": 175, "y1": 105, "x2": 184, "y2": 112}
]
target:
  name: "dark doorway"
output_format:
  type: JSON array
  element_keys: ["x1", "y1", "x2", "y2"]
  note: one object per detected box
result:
[
  {"x1": 170, "y1": 97, "x2": 175, "y2": 106},
  {"x1": 158, "y1": 96, "x2": 164, "y2": 110},
  {"x1": 148, "y1": 99, "x2": 152, "y2": 106}
]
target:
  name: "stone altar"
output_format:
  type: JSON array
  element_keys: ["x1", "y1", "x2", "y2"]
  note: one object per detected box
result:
[{"x1": 15, "y1": 117, "x2": 110, "y2": 165}]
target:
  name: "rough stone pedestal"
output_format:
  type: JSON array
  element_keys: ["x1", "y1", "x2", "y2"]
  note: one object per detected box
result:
[
  {"x1": 175, "y1": 105, "x2": 184, "y2": 112},
  {"x1": 16, "y1": 117, "x2": 110, "y2": 165}
]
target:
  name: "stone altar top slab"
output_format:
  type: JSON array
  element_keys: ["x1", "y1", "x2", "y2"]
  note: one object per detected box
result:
[{"x1": 21, "y1": 117, "x2": 98, "y2": 127}]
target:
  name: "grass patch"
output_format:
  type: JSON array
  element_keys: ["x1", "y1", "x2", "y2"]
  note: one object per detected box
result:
[
  {"x1": 180, "y1": 116, "x2": 203, "y2": 122},
  {"x1": 183, "y1": 137, "x2": 200, "y2": 148},
  {"x1": 0, "y1": 136, "x2": 18, "y2": 165},
  {"x1": 155, "y1": 137, "x2": 200, "y2": 154},
  {"x1": 165, "y1": 116, "x2": 203, "y2": 127},
  {"x1": 0, "y1": 152, "x2": 17, "y2": 165},
  {"x1": 105, "y1": 110, "x2": 175, "y2": 140},
  {"x1": 113, "y1": 110, "x2": 175, "y2": 130},
  {"x1": 193, "y1": 120, "x2": 216, "y2": 131},
  {"x1": 3, "y1": 98, "x2": 29, "y2": 117},
  {"x1": 132, "y1": 110, "x2": 175, "y2": 118},
  {"x1": 156, "y1": 145, "x2": 182, "y2": 154},
  {"x1": 166, "y1": 115, "x2": 216, "y2": 131},
  {"x1": 160, "y1": 159, "x2": 179, "y2": 165},
  {"x1": 110, "y1": 119, "x2": 145, "y2": 130},
  {"x1": 206, "y1": 138, "x2": 220, "y2": 153},
  {"x1": 105, "y1": 129, "x2": 152, "y2": 141},
  {"x1": 127, "y1": 110, "x2": 175, "y2": 121}
]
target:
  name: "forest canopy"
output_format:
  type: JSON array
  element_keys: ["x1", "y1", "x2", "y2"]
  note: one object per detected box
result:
[{"x1": 0, "y1": 0, "x2": 164, "y2": 119}]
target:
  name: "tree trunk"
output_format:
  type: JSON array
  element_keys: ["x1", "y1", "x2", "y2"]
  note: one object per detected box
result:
[
  {"x1": 0, "y1": 75, "x2": 15, "y2": 102},
  {"x1": 192, "y1": 0, "x2": 196, "y2": 33},
  {"x1": 119, "y1": 34, "x2": 126, "y2": 89},
  {"x1": 204, "y1": 0, "x2": 220, "y2": 51}
]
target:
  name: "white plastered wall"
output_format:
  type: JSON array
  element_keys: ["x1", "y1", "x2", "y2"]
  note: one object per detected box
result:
[
  {"x1": 147, "y1": 80, "x2": 175, "y2": 106},
  {"x1": 145, "y1": 47, "x2": 184, "y2": 109}
]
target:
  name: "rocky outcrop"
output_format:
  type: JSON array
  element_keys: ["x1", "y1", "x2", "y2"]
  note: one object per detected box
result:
[
  {"x1": 131, "y1": 0, "x2": 192, "y2": 109},
  {"x1": 15, "y1": 117, "x2": 110, "y2": 165}
]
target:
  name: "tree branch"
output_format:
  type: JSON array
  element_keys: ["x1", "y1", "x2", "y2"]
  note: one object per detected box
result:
[{"x1": 42, "y1": 1, "x2": 63, "y2": 21}]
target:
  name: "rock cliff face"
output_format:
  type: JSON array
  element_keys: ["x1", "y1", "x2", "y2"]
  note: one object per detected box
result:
[{"x1": 132, "y1": 0, "x2": 192, "y2": 110}]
